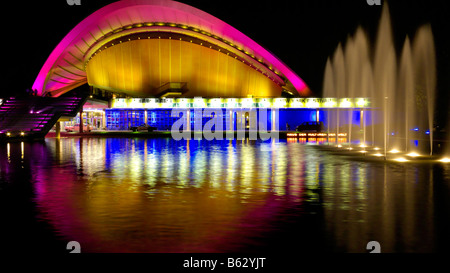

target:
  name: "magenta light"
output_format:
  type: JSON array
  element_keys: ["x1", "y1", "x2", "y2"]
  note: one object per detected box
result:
[{"x1": 32, "y1": 0, "x2": 309, "y2": 97}]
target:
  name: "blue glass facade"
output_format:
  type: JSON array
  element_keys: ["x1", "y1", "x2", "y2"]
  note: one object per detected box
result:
[{"x1": 105, "y1": 108, "x2": 369, "y2": 131}]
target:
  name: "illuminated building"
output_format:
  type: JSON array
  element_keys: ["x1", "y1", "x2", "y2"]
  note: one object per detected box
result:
[
  {"x1": 33, "y1": 0, "x2": 309, "y2": 98},
  {"x1": 25, "y1": 0, "x2": 372, "y2": 133}
]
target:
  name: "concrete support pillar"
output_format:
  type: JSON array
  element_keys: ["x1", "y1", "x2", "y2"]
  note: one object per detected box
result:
[
  {"x1": 186, "y1": 109, "x2": 191, "y2": 131},
  {"x1": 271, "y1": 108, "x2": 278, "y2": 132},
  {"x1": 144, "y1": 110, "x2": 148, "y2": 126},
  {"x1": 56, "y1": 121, "x2": 61, "y2": 138},
  {"x1": 102, "y1": 110, "x2": 106, "y2": 129},
  {"x1": 228, "y1": 109, "x2": 233, "y2": 132},
  {"x1": 79, "y1": 110, "x2": 83, "y2": 133}
]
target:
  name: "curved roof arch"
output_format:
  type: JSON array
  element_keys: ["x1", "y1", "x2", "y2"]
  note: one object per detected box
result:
[{"x1": 32, "y1": 0, "x2": 309, "y2": 97}]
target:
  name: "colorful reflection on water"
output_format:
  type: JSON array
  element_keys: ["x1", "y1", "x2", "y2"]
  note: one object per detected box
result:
[{"x1": 0, "y1": 138, "x2": 449, "y2": 253}]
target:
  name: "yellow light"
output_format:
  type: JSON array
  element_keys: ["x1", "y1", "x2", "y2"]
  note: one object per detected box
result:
[
  {"x1": 360, "y1": 144, "x2": 367, "y2": 148},
  {"x1": 324, "y1": 99, "x2": 337, "y2": 108},
  {"x1": 289, "y1": 98, "x2": 303, "y2": 108},
  {"x1": 394, "y1": 157, "x2": 409, "y2": 162},
  {"x1": 144, "y1": 98, "x2": 157, "y2": 108},
  {"x1": 373, "y1": 153, "x2": 384, "y2": 157},
  {"x1": 337, "y1": 144, "x2": 342, "y2": 148},
  {"x1": 87, "y1": 39, "x2": 283, "y2": 99},
  {"x1": 439, "y1": 158, "x2": 450, "y2": 163},
  {"x1": 347, "y1": 147, "x2": 353, "y2": 150},
  {"x1": 210, "y1": 98, "x2": 222, "y2": 108},
  {"x1": 178, "y1": 98, "x2": 189, "y2": 108},
  {"x1": 129, "y1": 99, "x2": 142, "y2": 108},
  {"x1": 226, "y1": 98, "x2": 237, "y2": 108},
  {"x1": 274, "y1": 98, "x2": 287, "y2": 108},
  {"x1": 241, "y1": 98, "x2": 253, "y2": 108},
  {"x1": 374, "y1": 147, "x2": 380, "y2": 151},
  {"x1": 389, "y1": 149, "x2": 400, "y2": 154},
  {"x1": 305, "y1": 98, "x2": 320, "y2": 108},
  {"x1": 356, "y1": 98, "x2": 366, "y2": 107},
  {"x1": 6, "y1": 132, "x2": 11, "y2": 136},
  {"x1": 20, "y1": 132, "x2": 25, "y2": 136},
  {"x1": 360, "y1": 150, "x2": 368, "y2": 153},
  {"x1": 339, "y1": 99, "x2": 352, "y2": 108},
  {"x1": 259, "y1": 98, "x2": 271, "y2": 108},
  {"x1": 162, "y1": 98, "x2": 174, "y2": 107},
  {"x1": 406, "y1": 152, "x2": 420, "y2": 157},
  {"x1": 194, "y1": 97, "x2": 206, "y2": 108}
]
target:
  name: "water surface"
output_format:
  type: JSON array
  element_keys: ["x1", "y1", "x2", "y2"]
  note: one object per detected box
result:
[{"x1": 0, "y1": 138, "x2": 449, "y2": 253}]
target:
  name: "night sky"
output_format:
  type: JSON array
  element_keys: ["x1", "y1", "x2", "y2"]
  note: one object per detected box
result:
[{"x1": 1, "y1": 0, "x2": 449, "y2": 125}]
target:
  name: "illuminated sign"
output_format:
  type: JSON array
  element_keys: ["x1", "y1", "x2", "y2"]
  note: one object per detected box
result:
[{"x1": 110, "y1": 98, "x2": 370, "y2": 109}]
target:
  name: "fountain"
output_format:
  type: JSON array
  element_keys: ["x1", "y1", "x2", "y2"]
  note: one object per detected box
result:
[
  {"x1": 398, "y1": 37, "x2": 414, "y2": 153},
  {"x1": 323, "y1": 58, "x2": 334, "y2": 143},
  {"x1": 412, "y1": 25, "x2": 436, "y2": 155},
  {"x1": 323, "y1": 3, "x2": 437, "y2": 157}
]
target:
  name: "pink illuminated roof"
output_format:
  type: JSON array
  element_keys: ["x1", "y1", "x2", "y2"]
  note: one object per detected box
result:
[{"x1": 32, "y1": 0, "x2": 309, "y2": 97}]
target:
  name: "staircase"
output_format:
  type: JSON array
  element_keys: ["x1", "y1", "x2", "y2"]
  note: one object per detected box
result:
[{"x1": 0, "y1": 91, "x2": 88, "y2": 140}]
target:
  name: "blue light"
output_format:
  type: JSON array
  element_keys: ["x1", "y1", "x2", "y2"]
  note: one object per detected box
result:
[
  {"x1": 391, "y1": 132, "x2": 395, "y2": 136},
  {"x1": 309, "y1": 111, "x2": 316, "y2": 122},
  {"x1": 414, "y1": 140, "x2": 419, "y2": 147},
  {"x1": 413, "y1": 128, "x2": 419, "y2": 131},
  {"x1": 425, "y1": 130, "x2": 430, "y2": 135}
]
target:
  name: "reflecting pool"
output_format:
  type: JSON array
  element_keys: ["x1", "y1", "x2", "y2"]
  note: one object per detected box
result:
[{"x1": 0, "y1": 138, "x2": 449, "y2": 253}]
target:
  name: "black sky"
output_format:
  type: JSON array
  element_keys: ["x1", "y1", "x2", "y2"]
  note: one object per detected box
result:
[{"x1": 1, "y1": 0, "x2": 449, "y2": 124}]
